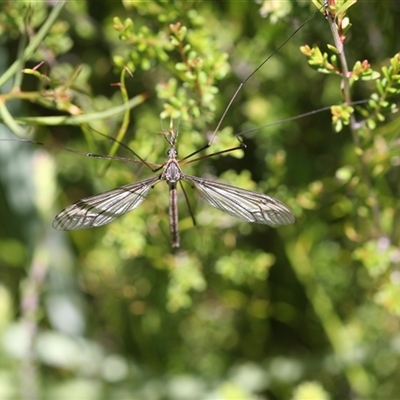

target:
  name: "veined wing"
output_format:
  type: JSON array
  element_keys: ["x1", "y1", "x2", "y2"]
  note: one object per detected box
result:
[
  {"x1": 53, "y1": 176, "x2": 160, "y2": 230},
  {"x1": 183, "y1": 175, "x2": 295, "y2": 226}
]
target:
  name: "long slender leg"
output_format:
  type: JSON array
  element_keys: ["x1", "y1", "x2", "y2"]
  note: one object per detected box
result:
[{"x1": 179, "y1": 180, "x2": 196, "y2": 227}]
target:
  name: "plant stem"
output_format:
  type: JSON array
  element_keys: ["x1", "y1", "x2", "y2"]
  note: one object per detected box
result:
[
  {"x1": 0, "y1": 1, "x2": 66, "y2": 88},
  {"x1": 326, "y1": 4, "x2": 382, "y2": 236}
]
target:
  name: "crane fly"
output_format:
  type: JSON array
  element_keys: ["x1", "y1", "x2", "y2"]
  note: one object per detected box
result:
[
  {"x1": 50, "y1": 7, "x2": 320, "y2": 247},
  {"x1": 52, "y1": 122, "x2": 295, "y2": 248},
  {"x1": 4, "y1": 4, "x2": 320, "y2": 247},
  {"x1": 47, "y1": 7, "x2": 319, "y2": 248}
]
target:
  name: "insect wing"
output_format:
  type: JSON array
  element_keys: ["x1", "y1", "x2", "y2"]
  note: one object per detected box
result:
[
  {"x1": 184, "y1": 175, "x2": 295, "y2": 226},
  {"x1": 53, "y1": 176, "x2": 160, "y2": 230}
]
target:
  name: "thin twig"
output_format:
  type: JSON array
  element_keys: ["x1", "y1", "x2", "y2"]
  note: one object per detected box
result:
[{"x1": 325, "y1": 4, "x2": 382, "y2": 236}]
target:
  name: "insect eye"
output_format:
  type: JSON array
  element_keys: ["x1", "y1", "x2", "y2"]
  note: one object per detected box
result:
[{"x1": 167, "y1": 149, "x2": 178, "y2": 157}]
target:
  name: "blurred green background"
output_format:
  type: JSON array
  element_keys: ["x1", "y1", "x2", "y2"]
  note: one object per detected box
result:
[{"x1": 0, "y1": 1, "x2": 399, "y2": 399}]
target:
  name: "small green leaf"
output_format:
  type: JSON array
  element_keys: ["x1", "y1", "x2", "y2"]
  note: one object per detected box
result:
[
  {"x1": 327, "y1": 44, "x2": 340, "y2": 54},
  {"x1": 336, "y1": 0, "x2": 357, "y2": 16}
]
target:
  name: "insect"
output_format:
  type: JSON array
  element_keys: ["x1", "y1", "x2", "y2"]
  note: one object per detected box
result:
[
  {"x1": 48, "y1": 6, "x2": 323, "y2": 248},
  {"x1": 52, "y1": 121, "x2": 295, "y2": 248},
  {"x1": 1, "y1": 3, "x2": 325, "y2": 248}
]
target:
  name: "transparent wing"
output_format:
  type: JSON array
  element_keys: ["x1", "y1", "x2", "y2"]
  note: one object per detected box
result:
[
  {"x1": 184, "y1": 175, "x2": 295, "y2": 226},
  {"x1": 53, "y1": 176, "x2": 160, "y2": 230}
]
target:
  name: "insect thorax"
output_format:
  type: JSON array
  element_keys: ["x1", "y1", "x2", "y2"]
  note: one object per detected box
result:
[{"x1": 162, "y1": 159, "x2": 182, "y2": 184}]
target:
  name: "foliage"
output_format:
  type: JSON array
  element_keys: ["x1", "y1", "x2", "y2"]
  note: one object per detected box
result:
[{"x1": 0, "y1": 0, "x2": 399, "y2": 399}]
